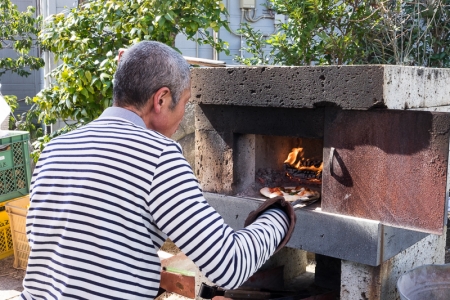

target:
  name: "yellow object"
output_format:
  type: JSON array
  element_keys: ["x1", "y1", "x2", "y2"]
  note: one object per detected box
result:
[
  {"x1": 5, "y1": 195, "x2": 30, "y2": 269},
  {"x1": 0, "y1": 197, "x2": 22, "y2": 260},
  {"x1": 0, "y1": 209, "x2": 13, "y2": 260}
]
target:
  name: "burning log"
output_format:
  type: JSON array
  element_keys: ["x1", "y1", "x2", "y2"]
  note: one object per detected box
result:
[
  {"x1": 284, "y1": 165, "x2": 322, "y2": 179},
  {"x1": 284, "y1": 147, "x2": 323, "y2": 180}
]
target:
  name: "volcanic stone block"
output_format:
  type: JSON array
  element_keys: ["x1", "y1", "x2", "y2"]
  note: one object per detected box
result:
[
  {"x1": 194, "y1": 104, "x2": 215, "y2": 131},
  {"x1": 173, "y1": 102, "x2": 196, "y2": 140},
  {"x1": 175, "y1": 133, "x2": 195, "y2": 170},
  {"x1": 195, "y1": 129, "x2": 233, "y2": 194},
  {"x1": 195, "y1": 104, "x2": 324, "y2": 139},
  {"x1": 191, "y1": 65, "x2": 450, "y2": 110},
  {"x1": 233, "y1": 134, "x2": 256, "y2": 195},
  {"x1": 191, "y1": 66, "x2": 385, "y2": 110}
]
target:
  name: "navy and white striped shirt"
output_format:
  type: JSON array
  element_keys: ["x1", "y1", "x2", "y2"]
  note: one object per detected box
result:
[{"x1": 21, "y1": 107, "x2": 289, "y2": 300}]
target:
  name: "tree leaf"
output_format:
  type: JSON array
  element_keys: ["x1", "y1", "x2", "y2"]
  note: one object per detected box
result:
[
  {"x1": 65, "y1": 98, "x2": 72, "y2": 109},
  {"x1": 85, "y1": 70, "x2": 92, "y2": 82},
  {"x1": 99, "y1": 73, "x2": 111, "y2": 82}
]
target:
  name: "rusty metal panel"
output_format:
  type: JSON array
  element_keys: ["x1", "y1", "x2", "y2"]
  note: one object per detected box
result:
[
  {"x1": 160, "y1": 252, "x2": 196, "y2": 298},
  {"x1": 322, "y1": 109, "x2": 450, "y2": 234},
  {"x1": 160, "y1": 270, "x2": 195, "y2": 298}
]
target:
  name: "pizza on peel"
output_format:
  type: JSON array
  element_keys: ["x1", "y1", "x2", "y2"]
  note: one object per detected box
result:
[{"x1": 260, "y1": 186, "x2": 320, "y2": 202}]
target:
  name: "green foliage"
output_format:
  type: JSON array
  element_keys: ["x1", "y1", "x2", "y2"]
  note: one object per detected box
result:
[
  {"x1": 237, "y1": 0, "x2": 378, "y2": 65},
  {"x1": 236, "y1": 0, "x2": 450, "y2": 67},
  {"x1": 2, "y1": 93, "x2": 43, "y2": 142},
  {"x1": 3, "y1": 94, "x2": 17, "y2": 112},
  {"x1": 0, "y1": 0, "x2": 44, "y2": 77},
  {"x1": 370, "y1": 0, "x2": 450, "y2": 67},
  {"x1": 236, "y1": 23, "x2": 272, "y2": 65},
  {"x1": 16, "y1": 102, "x2": 43, "y2": 139},
  {"x1": 29, "y1": 0, "x2": 230, "y2": 161}
]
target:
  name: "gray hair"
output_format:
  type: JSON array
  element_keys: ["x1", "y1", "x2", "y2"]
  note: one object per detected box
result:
[{"x1": 113, "y1": 41, "x2": 191, "y2": 109}]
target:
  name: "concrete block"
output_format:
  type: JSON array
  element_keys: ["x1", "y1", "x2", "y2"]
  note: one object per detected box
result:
[
  {"x1": 384, "y1": 66, "x2": 450, "y2": 109},
  {"x1": 340, "y1": 228, "x2": 447, "y2": 300},
  {"x1": 410, "y1": 105, "x2": 450, "y2": 112},
  {"x1": 259, "y1": 247, "x2": 308, "y2": 282},
  {"x1": 341, "y1": 260, "x2": 382, "y2": 300}
]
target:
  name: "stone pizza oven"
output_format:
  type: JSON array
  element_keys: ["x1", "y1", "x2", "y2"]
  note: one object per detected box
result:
[{"x1": 190, "y1": 65, "x2": 450, "y2": 299}]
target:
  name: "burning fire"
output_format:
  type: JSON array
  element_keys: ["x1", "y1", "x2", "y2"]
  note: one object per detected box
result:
[{"x1": 284, "y1": 148, "x2": 323, "y2": 180}]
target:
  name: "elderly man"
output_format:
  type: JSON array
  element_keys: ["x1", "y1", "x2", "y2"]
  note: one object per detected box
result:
[{"x1": 21, "y1": 41, "x2": 295, "y2": 300}]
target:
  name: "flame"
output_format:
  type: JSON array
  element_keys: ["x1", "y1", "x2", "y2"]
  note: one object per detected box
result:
[{"x1": 284, "y1": 147, "x2": 323, "y2": 173}]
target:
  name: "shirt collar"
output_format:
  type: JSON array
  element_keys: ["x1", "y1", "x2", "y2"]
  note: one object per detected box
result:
[{"x1": 100, "y1": 107, "x2": 147, "y2": 129}]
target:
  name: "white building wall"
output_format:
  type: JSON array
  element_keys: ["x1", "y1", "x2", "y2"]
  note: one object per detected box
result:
[{"x1": 41, "y1": 0, "x2": 77, "y2": 15}]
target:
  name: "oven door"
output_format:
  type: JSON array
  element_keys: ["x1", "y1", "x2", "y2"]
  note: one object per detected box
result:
[{"x1": 322, "y1": 108, "x2": 450, "y2": 234}]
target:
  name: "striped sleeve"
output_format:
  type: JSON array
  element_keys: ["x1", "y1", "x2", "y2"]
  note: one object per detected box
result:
[{"x1": 148, "y1": 143, "x2": 289, "y2": 289}]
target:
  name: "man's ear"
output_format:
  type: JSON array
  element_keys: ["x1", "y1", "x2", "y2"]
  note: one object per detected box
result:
[
  {"x1": 118, "y1": 48, "x2": 126, "y2": 62},
  {"x1": 152, "y1": 87, "x2": 171, "y2": 114}
]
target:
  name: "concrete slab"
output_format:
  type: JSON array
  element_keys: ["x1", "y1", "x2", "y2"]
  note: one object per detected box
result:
[
  {"x1": 204, "y1": 192, "x2": 428, "y2": 266},
  {"x1": 341, "y1": 229, "x2": 447, "y2": 300}
]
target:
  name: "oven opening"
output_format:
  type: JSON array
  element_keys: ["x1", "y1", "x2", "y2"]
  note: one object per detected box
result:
[{"x1": 233, "y1": 134, "x2": 323, "y2": 207}]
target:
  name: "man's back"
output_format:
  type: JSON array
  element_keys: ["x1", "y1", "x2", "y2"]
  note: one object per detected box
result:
[{"x1": 23, "y1": 116, "x2": 174, "y2": 299}]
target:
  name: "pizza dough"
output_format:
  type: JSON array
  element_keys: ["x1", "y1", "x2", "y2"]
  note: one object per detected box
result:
[{"x1": 260, "y1": 186, "x2": 320, "y2": 202}]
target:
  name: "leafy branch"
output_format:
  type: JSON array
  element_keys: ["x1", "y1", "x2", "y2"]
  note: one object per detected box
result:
[{"x1": 27, "y1": 0, "x2": 230, "y2": 161}]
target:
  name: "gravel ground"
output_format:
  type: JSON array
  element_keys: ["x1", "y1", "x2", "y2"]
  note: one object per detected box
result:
[
  {"x1": 446, "y1": 246, "x2": 450, "y2": 264},
  {"x1": 0, "y1": 256, "x2": 24, "y2": 300}
]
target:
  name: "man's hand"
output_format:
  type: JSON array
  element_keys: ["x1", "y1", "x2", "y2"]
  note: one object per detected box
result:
[{"x1": 244, "y1": 196, "x2": 296, "y2": 253}]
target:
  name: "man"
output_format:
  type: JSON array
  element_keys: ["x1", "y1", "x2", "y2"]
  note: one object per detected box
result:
[{"x1": 22, "y1": 41, "x2": 295, "y2": 299}]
